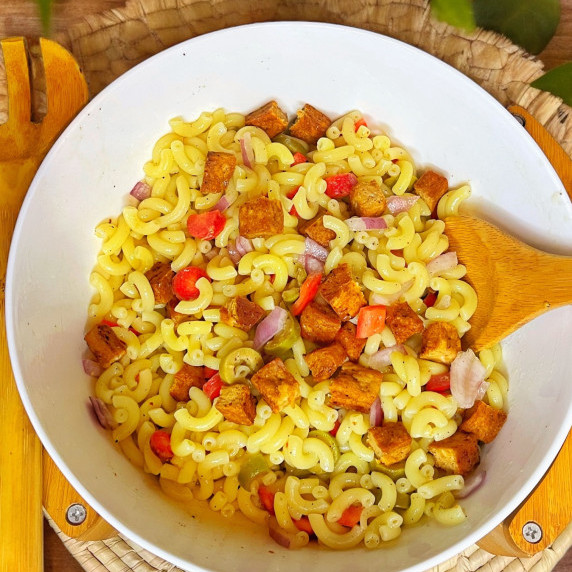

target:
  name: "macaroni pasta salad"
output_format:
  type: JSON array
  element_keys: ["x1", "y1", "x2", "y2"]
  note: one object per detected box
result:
[{"x1": 84, "y1": 102, "x2": 508, "y2": 550}]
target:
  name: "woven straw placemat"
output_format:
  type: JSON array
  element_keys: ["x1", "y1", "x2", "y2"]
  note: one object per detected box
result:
[{"x1": 2, "y1": 0, "x2": 571, "y2": 569}]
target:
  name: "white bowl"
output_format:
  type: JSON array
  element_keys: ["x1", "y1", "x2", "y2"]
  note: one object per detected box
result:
[{"x1": 6, "y1": 21, "x2": 572, "y2": 572}]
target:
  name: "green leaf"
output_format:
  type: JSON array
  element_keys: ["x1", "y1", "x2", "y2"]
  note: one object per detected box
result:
[
  {"x1": 35, "y1": 0, "x2": 53, "y2": 36},
  {"x1": 531, "y1": 63, "x2": 572, "y2": 106},
  {"x1": 431, "y1": 0, "x2": 476, "y2": 32},
  {"x1": 474, "y1": 0, "x2": 560, "y2": 55}
]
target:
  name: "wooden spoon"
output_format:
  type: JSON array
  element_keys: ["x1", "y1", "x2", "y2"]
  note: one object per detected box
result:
[
  {"x1": 444, "y1": 214, "x2": 572, "y2": 352},
  {"x1": 0, "y1": 37, "x2": 88, "y2": 570}
]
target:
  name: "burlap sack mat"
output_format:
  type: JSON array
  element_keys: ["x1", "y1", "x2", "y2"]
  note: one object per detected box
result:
[{"x1": 3, "y1": 0, "x2": 572, "y2": 570}]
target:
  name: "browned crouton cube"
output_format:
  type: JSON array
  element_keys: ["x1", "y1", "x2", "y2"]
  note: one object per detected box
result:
[
  {"x1": 349, "y1": 179, "x2": 387, "y2": 218},
  {"x1": 239, "y1": 196, "x2": 284, "y2": 239},
  {"x1": 200, "y1": 151, "x2": 237, "y2": 195},
  {"x1": 300, "y1": 301, "x2": 341, "y2": 344},
  {"x1": 335, "y1": 322, "x2": 367, "y2": 362},
  {"x1": 215, "y1": 383, "x2": 256, "y2": 426},
  {"x1": 305, "y1": 343, "x2": 347, "y2": 381},
  {"x1": 428, "y1": 431, "x2": 480, "y2": 476},
  {"x1": 367, "y1": 422, "x2": 412, "y2": 466},
  {"x1": 250, "y1": 358, "x2": 300, "y2": 413},
  {"x1": 245, "y1": 100, "x2": 289, "y2": 139},
  {"x1": 413, "y1": 170, "x2": 448, "y2": 212},
  {"x1": 84, "y1": 324, "x2": 127, "y2": 369},
  {"x1": 289, "y1": 104, "x2": 331, "y2": 144},
  {"x1": 328, "y1": 362, "x2": 383, "y2": 413},
  {"x1": 297, "y1": 210, "x2": 336, "y2": 248},
  {"x1": 220, "y1": 296, "x2": 265, "y2": 332},
  {"x1": 385, "y1": 302, "x2": 424, "y2": 344},
  {"x1": 419, "y1": 322, "x2": 461, "y2": 365},
  {"x1": 319, "y1": 263, "x2": 366, "y2": 321},
  {"x1": 460, "y1": 400, "x2": 507, "y2": 444},
  {"x1": 169, "y1": 364, "x2": 204, "y2": 402},
  {"x1": 145, "y1": 261, "x2": 174, "y2": 305},
  {"x1": 166, "y1": 297, "x2": 189, "y2": 328}
]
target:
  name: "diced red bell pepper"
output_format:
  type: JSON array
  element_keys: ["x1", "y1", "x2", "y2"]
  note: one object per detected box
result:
[
  {"x1": 203, "y1": 366, "x2": 218, "y2": 379},
  {"x1": 187, "y1": 209, "x2": 226, "y2": 240},
  {"x1": 324, "y1": 173, "x2": 358, "y2": 199},
  {"x1": 258, "y1": 484, "x2": 276, "y2": 515},
  {"x1": 354, "y1": 118, "x2": 368, "y2": 131},
  {"x1": 292, "y1": 516, "x2": 314, "y2": 535},
  {"x1": 425, "y1": 372, "x2": 451, "y2": 393},
  {"x1": 172, "y1": 266, "x2": 210, "y2": 301},
  {"x1": 290, "y1": 272, "x2": 323, "y2": 316},
  {"x1": 338, "y1": 505, "x2": 363, "y2": 527},
  {"x1": 291, "y1": 152, "x2": 307, "y2": 165},
  {"x1": 329, "y1": 419, "x2": 341, "y2": 437},
  {"x1": 150, "y1": 430, "x2": 174, "y2": 463},
  {"x1": 100, "y1": 319, "x2": 139, "y2": 335},
  {"x1": 203, "y1": 373, "x2": 224, "y2": 400},
  {"x1": 356, "y1": 305, "x2": 387, "y2": 339},
  {"x1": 423, "y1": 290, "x2": 438, "y2": 308},
  {"x1": 287, "y1": 186, "x2": 301, "y2": 217}
]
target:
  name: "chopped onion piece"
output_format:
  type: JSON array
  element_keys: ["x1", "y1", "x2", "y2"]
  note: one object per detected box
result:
[
  {"x1": 304, "y1": 237, "x2": 329, "y2": 262},
  {"x1": 83, "y1": 358, "x2": 103, "y2": 377},
  {"x1": 427, "y1": 252, "x2": 458, "y2": 275},
  {"x1": 129, "y1": 181, "x2": 151, "y2": 201},
  {"x1": 227, "y1": 240, "x2": 241, "y2": 265},
  {"x1": 240, "y1": 131, "x2": 255, "y2": 169},
  {"x1": 303, "y1": 254, "x2": 325, "y2": 275},
  {"x1": 367, "y1": 344, "x2": 406, "y2": 370},
  {"x1": 235, "y1": 235, "x2": 254, "y2": 256},
  {"x1": 386, "y1": 194, "x2": 419, "y2": 215},
  {"x1": 371, "y1": 280, "x2": 413, "y2": 306},
  {"x1": 345, "y1": 216, "x2": 388, "y2": 232},
  {"x1": 254, "y1": 307, "x2": 288, "y2": 350},
  {"x1": 214, "y1": 195, "x2": 232, "y2": 212},
  {"x1": 456, "y1": 471, "x2": 486, "y2": 499},
  {"x1": 450, "y1": 349, "x2": 488, "y2": 409},
  {"x1": 369, "y1": 396, "x2": 383, "y2": 427},
  {"x1": 89, "y1": 396, "x2": 118, "y2": 430}
]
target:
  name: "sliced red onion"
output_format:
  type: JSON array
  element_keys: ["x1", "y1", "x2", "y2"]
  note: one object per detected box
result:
[
  {"x1": 130, "y1": 181, "x2": 151, "y2": 201},
  {"x1": 304, "y1": 237, "x2": 329, "y2": 262},
  {"x1": 426, "y1": 252, "x2": 458, "y2": 275},
  {"x1": 456, "y1": 470, "x2": 486, "y2": 499},
  {"x1": 83, "y1": 358, "x2": 103, "y2": 377},
  {"x1": 254, "y1": 307, "x2": 288, "y2": 350},
  {"x1": 235, "y1": 235, "x2": 254, "y2": 256},
  {"x1": 304, "y1": 254, "x2": 325, "y2": 275},
  {"x1": 367, "y1": 344, "x2": 406, "y2": 370},
  {"x1": 450, "y1": 349, "x2": 488, "y2": 409},
  {"x1": 268, "y1": 516, "x2": 291, "y2": 548},
  {"x1": 369, "y1": 396, "x2": 383, "y2": 427},
  {"x1": 227, "y1": 240, "x2": 241, "y2": 265},
  {"x1": 386, "y1": 194, "x2": 419, "y2": 215},
  {"x1": 370, "y1": 280, "x2": 413, "y2": 306},
  {"x1": 89, "y1": 396, "x2": 118, "y2": 430},
  {"x1": 240, "y1": 131, "x2": 255, "y2": 169},
  {"x1": 214, "y1": 194, "x2": 234, "y2": 212},
  {"x1": 345, "y1": 217, "x2": 388, "y2": 232}
]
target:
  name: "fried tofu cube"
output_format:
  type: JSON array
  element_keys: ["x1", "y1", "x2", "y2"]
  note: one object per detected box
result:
[
  {"x1": 84, "y1": 324, "x2": 127, "y2": 369},
  {"x1": 166, "y1": 297, "x2": 189, "y2": 328},
  {"x1": 300, "y1": 301, "x2": 341, "y2": 344},
  {"x1": 239, "y1": 196, "x2": 284, "y2": 239},
  {"x1": 170, "y1": 364, "x2": 204, "y2": 402},
  {"x1": 319, "y1": 263, "x2": 366, "y2": 321},
  {"x1": 305, "y1": 343, "x2": 347, "y2": 381},
  {"x1": 215, "y1": 383, "x2": 256, "y2": 426},
  {"x1": 419, "y1": 322, "x2": 461, "y2": 365},
  {"x1": 349, "y1": 179, "x2": 387, "y2": 218},
  {"x1": 200, "y1": 151, "x2": 237, "y2": 195},
  {"x1": 460, "y1": 400, "x2": 507, "y2": 444},
  {"x1": 245, "y1": 100, "x2": 289, "y2": 139},
  {"x1": 289, "y1": 103, "x2": 331, "y2": 144},
  {"x1": 413, "y1": 170, "x2": 448, "y2": 212},
  {"x1": 385, "y1": 302, "x2": 424, "y2": 344},
  {"x1": 335, "y1": 322, "x2": 367, "y2": 362},
  {"x1": 367, "y1": 422, "x2": 412, "y2": 466},
  {"x1": 328, "y1": 362, "x2": 383, "y2": 413},
  {"x1": 250, "y1": 358, "x2": 300, "y2": 413},
  {"x1": 145, "y1": 261, "x2": 174, "y2": 305},
  {"x1": 428, "y1": 431, "x2": 480, "y2": 476},
  {"x1": 297, "y1": 210, "x2": 336, "y2": 248},
  {"x1": 220, "y1": 296, "x2": 265, "y2": 332}
]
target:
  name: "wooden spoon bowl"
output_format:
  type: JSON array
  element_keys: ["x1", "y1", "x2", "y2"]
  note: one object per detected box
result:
[{"x1": 444, "y1": 214, "x2": 572, "y2": 352}]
